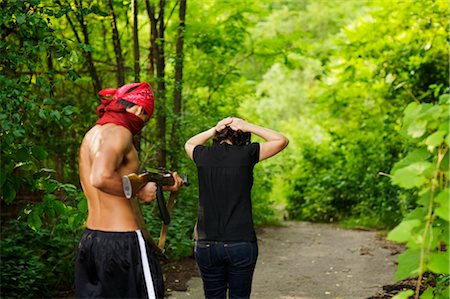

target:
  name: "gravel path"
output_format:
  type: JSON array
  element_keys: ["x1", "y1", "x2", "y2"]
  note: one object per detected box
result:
[{"x1": 169, "y1": 221, "x2": 399, "y2": 299}]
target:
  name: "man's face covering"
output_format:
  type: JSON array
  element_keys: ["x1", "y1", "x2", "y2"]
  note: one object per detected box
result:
[{"x1": 96, "y1": 82, "x2": 154, "y2": 135}]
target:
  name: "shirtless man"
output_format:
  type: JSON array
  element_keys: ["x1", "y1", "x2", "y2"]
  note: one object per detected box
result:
[{"x1": 76, "y1": 82, "x2": 183, "y2": 299}]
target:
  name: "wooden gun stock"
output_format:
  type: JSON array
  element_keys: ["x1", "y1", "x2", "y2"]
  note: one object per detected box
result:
[
  {"x1": 122, "y1": 169, "x2": 174, "y2": 199},
  {"x1": 122, "y1": 168, "x2": 188, "y2": 257},
  {"x1": 122, "y1": 168, "x2": 188, "y2": 225}
]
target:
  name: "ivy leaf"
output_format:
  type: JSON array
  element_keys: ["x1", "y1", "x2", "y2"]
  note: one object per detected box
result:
[{"x1": 395, "y1": 249, "x2": 420, "y2": 280}]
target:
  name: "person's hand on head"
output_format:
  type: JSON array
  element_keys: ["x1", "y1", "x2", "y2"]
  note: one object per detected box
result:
[
  {"x1": 215, "y1": 117, "x2": 233, "y2": 132},
  {"x1": 138, "y1": 182, "x2": 157, "y2": 204},
  {"x1": 229, "y1": 117, "x2": 249, "y2": 132}
]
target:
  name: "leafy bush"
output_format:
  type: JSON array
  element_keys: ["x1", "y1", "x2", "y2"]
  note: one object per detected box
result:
[
  {"x1": 387, "y1": 95, "x2": 449, "y2": 298},
  {"x1": 1, "y1": 215, "x2": 84, "y2": 298}
]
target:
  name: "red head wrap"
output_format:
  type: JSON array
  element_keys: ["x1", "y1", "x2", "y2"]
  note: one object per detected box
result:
[
  {"x1": 97, "y1": 82, "x2": 154, "y2": 117},
  {"x1": 96, "y1": 82, "x2": 155, "y2": 136}
]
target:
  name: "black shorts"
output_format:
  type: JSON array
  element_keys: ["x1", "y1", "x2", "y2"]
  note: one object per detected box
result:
[{"x1": 75, "y1": 229, "x2": 164, "y2": 299}]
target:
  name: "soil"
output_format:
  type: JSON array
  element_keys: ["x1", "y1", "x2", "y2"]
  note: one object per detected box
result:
[{"x1": 165, "y1": 221, "x2": 409, "y2": 299}]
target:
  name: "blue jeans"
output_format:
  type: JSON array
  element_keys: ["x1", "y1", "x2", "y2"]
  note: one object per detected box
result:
[{"x1": 194, "y1": 241, "x2": 258, "y2": 299}]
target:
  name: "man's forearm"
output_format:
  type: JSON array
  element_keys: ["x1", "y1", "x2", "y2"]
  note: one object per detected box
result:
[{"x1": 91, "y1": 171, "x2": 127, "y2": 197}]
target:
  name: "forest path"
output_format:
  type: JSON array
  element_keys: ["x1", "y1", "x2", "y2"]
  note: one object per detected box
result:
[{"x1": 168, "y1": 221, "x2": 401, "y2": 299}]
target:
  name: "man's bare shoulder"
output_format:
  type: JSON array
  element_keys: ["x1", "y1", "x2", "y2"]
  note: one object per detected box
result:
[{"x1": 82, "y1": 124, "x2": 134, "y2": 154}]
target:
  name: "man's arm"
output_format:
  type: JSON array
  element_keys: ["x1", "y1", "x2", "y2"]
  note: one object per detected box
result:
[
  {"x1": 90, "y1": 128, "x2": 132, "y2": 197},
  {"x1": 229, "y1": 118, "x2": 289, "y2": 161},
  {"x1": 184, "y1": 117, "x2": 233, "y2": 160},
  {"x1": 89, "y1": 127, "x2": 158, "y2": 202}
]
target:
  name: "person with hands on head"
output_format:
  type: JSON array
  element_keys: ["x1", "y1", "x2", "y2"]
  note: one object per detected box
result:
[
  {"x1": 185, "y1": 117, "x2": 289, "y2": 299},
  {"x1": 76, "y1": 82, "x2": 183, "y2": 299}
]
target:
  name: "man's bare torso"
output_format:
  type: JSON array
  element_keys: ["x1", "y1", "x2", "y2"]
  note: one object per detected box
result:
[{"x1": 79, "y1": 123, "x2": 139, "y2": 231}]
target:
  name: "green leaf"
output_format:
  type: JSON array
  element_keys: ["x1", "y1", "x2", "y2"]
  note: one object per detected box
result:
[
  {"x1": 391, "y1": 162, "x2": 432, "y2": 189},
  {"x1": 417, "y1": 189, "x2": 431, "y2": 207},
  {"x1": 428, "y1": 252, "x2": 449, "y2": 274},
  {"x1": 16, "y1": 147, "x2": 29, "y2": 162},
  {"x1": 1, "y1": 180, "x2": 17, "y2": 204},
  {"x1": 27, "y1": 212, "x2": 42, "y2": 231},
  {"x1": 392, "y1": 289, "x2": 414, "y2": 299},
  {"x1": 62, "y1": 105, "x2": 75, "y2": 115},
  {"x1": 50, "y1": 111, "x2": 61, "y2": 121},
  {"x1": 38, "y1": 108, "x2": 47, "y2": 120},
  {"x1": 31, "y1": 146, "x2": 47, "y2": 160},
  {"x1": 439, "y1": 94, "x2": 450, "y2": 105},
  {"x1": 395, "y1": 249, "x2": 420, "y2": 280},
  {"x1": 12, "y1": 127, "x2": 26, "y2": 137},
  {"x1": 425, "y1": 130, "x2": 446, "y2": 151},
  {"x1": 387, "y1": 219, "x2": 421, "y2": 243},
  {"x1": 420, "y1": 288, "x2": 434, "y2": 299},
  {"x1": 43, "y1": 98, "x2": 55, "y2": 105},
  {"x1": 68, "y1": 70, "x2": 81, "y2": 81},
  {"x1": 391, "y1": 149, "x2": 431, "y2": 173},
  {"x1": 52, "y1": 200, "x2": 67, "y2": 216},
  {"x1": 77, "y1": 197, "x2": 88, "y2": 213},
  {"x1": 435, "y1": 189, "x2": 449, "y2": 221},
  {"x1": 407, "y1": 119, "x2": 428, "y2": 138}
]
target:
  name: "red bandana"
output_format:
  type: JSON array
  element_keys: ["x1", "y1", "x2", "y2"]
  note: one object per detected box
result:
[{"x1": 96, "y1": 82, "x2": 155, "y2": 136}]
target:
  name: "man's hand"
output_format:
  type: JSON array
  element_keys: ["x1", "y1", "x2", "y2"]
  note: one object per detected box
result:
[
  {"x1": 162, "y1": 172, "x2": 184, "y2": 192},
  {"x1": 138, "y1": 182, "x2": 157, "y2": 204}
]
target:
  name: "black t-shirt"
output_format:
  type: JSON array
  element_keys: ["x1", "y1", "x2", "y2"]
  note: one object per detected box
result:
[{"x1": 193, "y1": 143, "x2": 260, "y2": 242}]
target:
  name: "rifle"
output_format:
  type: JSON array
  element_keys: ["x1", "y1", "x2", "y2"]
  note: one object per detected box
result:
[{"x1": 122, "y1": 168, "x2": 188, "y2": 257}]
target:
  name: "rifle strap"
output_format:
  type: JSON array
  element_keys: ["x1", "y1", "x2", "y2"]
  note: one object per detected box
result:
[
  {"x1": 158, "y1": 191, "x2": 178, "y2": 250},
  {"x1": 130, "y1": 196, "x2": 165, "y2": 256}
]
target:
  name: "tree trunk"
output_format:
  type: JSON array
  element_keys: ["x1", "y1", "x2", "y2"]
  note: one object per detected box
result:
[
  {"x1": 61, "y1": 0, "x2": 102, "y2": 94},
  {"x1": 132, "y1": 0, "x2": 140, "y2": 83},
  {"x1": 170, "y1": 0, "x2": 186, "y2": 170},
  {"x1": 145, "y1": 0, "x2": 167, "y2": 168},
  {"x1": 132, "y1": 0, "x2": 142, "y2": 152},
  {"x1": 156, "y1": 0, "x2": 166, "y2": 168},
  {"x1": 145, "y1": 0, "x2": 156, "y2": 78},
  {"x1": 108, "y1": 0, "x2": 125, "y2": 86}
]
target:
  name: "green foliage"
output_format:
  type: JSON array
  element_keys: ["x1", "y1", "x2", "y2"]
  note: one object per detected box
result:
[
  {"x1": 1, "y1": 0, "x2": 449, "y2": 297},
  {"x1": 239, "y1": 0, "x2": 450, "y2": 229},
  {"x1": 1, "y1": 0, "x2": 83, "y2": 203},
  {"x1": 387, "y1": 95, "x2": 449, "y2": 296},
  {"x1": 1, "y1": 205, "x2": 85, "y2": 298}
]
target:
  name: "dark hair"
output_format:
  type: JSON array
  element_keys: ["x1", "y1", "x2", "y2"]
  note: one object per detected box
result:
[
  {"x1": 213, "y1": 127, "x2": 251, "y2": 146},
  {"x1": 118, "y1": 99, "x2": 148, "y2": 115}
]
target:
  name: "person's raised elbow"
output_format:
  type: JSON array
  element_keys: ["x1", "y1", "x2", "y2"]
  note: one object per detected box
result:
[
  {"x1": 282, "y1": 135, "x2": 289, "y2": 149},
  {"x1": 185, "y1": 141, "x2": 195, "y2": 160}
]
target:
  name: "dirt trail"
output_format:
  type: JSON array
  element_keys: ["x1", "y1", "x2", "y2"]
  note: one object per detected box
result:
[{"x1": 169, "y1": 221, "x2": 400, "y2": 299}]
